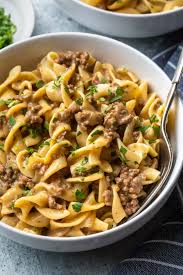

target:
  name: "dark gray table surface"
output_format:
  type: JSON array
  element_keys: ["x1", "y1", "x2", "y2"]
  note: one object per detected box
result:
[{"x1": 0, "y1": 0, "x2": 182, "y2": 274}]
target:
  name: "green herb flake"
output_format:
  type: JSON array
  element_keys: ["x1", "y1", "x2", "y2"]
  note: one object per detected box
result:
[
  {"x1": 72, "y1": 202, "x2": 83, "y2": 212},
  {"x1": 115, "y1": 87, "x2": 124, "y2": 96},
  {"x1": 150, "y1": 114, "x2": 159, "y2": 123},
  {"x1": 10, "y1": 201, "x2": 15, "y2": 209},
  {"x1": 26, "y1": 147, "x2": 35, "y2": 154},
  {"x1": 75, "y1": 166, "x2": 86, "y2": 175},
  {"x1": 86, "y1": 85, "x2": 97, "y2": 97},
  {"x1": 9, "y1": 116, "x2": 15, "y2": 126},
  {"x1": 44, "y1": 121, "x2": 49, "y2": 131},
  {"x1": 152, "y1": 125, "x2": 160, "y2": 136},
  {"x1": 0, "y1": 8, "x2": 16, "y2": 49},
  {"x1": 91, "y1": 130, "x2": 103, "y2": 137},
  {"x1": 21, "y1": 109, "x2": 27, "y2": 115},
  {"x1": 75, "y1": 189, "x2": 86, "y2": 201},
  {"x1": 53, "y1": 117, "x2": 58, "y2": 123},
  {"x1": 35, "y1": 80, "x2": 45, "y2": 90},
  {"x1": 22, "y1": 189, "x2": 32, "y2": 196},
  {"x1": 70, "y1": 144, "x2": 80, "y2": 155},
  {"x1": 29, "y1": 127, "x2": 41, "y2": 138},
  {"x1": 53, "y1": 75, "x2": 64, "y2": 89},
  {"x1": 149, "y1": 140, "x2": 156, "y2": 144},
  {"x1": 75, "y1": 97, "x2": 83, "y2": 106},
  {"x1": 0, "y1": 144, "x2": 4, "y2": 151},
  {"x1": 64, "y1": 85, "x2": 69, "y2": 94},
  {"x1": 39, "y1": 140, "x2": 50, "y2": 148},
  {"x1": 109, "y1": 95, "x2": 122, "y2": 104},
  {"x1": 137, "y1": 125, "x2": 150, "y2": 134},
  {"x1": 119, "y1": 145, "x2": 127, "y2": 163},
  {"x1": 77, "y1": 131, "x2": 82, "y2": 136},
  {"x1": 81, "y1": 156, "x2": 88, "y2": 166},
  {"x1": 100, "y1": 77, "x2": 108, "y2": 84}
]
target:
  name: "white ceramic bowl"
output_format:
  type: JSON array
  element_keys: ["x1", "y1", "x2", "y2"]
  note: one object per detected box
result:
[
  {"x1": 0, "y1": 33, "x2": 182, "y2": 252},
  {"x1": 56, "y1": 0, "x2": 183, "y2": 38}
]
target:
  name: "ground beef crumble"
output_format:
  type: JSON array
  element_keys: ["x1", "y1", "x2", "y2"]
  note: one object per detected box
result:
[
  {"x1": 56, "y1": 101, "x2": 80, "y2": 125},
  {"x1": 75, "y1": 110, "x2": 103, "y2": 131},
  {"x1": 25, "y1": 102, "x2": 43, "y2": 124},
  {"x1": 57, "y1": 51, "x2": 95, "y2": 71},
  {"x1": 115, "y1": 165, "x2": 145, "y2": 216},
  {"x1": 104, "y1": 102, "x2": 133, "y2": 131},
  {"x1": 15, "y1": 174, "x2": 35, "y2": 190},
  {"x1": 48, "y1": 195, "x2": 66, "y2": 210},
  {"x1": 0, "y1": 164, "x2": 19, "y2": 194}
]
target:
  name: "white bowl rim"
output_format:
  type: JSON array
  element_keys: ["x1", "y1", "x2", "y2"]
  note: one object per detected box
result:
[
  {"x1": 0, "y1": 32, "x2": 182, "y2": 243},
  {"x1": 72, "y1": 0, "x2": 183, "y2": 18}
]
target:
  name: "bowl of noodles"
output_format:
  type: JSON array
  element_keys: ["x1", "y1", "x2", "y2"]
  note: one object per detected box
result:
[
  {"x1": 56, "y1": 0, "x2": 183, "y2": 38},
  {"x1": 0, "y1": 33, "x2": 182, "y2": 252}
]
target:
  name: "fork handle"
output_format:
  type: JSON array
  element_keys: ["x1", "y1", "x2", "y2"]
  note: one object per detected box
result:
[{"x1": 161, "y1": 48, "x2": 183, "y2": 130}]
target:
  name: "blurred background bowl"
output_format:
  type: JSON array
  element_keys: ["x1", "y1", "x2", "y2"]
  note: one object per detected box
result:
[{"x1": 55, "y1": 0, "x2": 183, "y2": 38}]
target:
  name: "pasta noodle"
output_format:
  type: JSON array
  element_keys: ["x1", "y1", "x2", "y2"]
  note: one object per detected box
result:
[
  {"x1": 81, "y1": 0, "x2": 183, "y2": 14},
  {"x1": 0, "y1": 50, "x2": 163, "y2": 237}
]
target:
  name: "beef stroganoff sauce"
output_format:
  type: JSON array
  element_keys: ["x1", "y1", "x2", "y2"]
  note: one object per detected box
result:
[
  {"x1": 0, "y1": 51, "x2": 163, "y2": 237},
  {"x1": 82, "y1": 0, "x2": 183, "y2": 14}
]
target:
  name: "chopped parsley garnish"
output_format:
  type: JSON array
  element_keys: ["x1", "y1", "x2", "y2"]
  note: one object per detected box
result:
[
  {"x1": 10, "y1": 201, "x2": 15, "y2": 209},
  {"x1": 91, "y1": 130, "x2": 103, "y2": 137},
  {"x1": 150, "y1": 114, "x2": 159, "y2": 123},
  {"x1": 70, "y1": 144, "x2": 80, "y2": 155},
  {"x1": 152, "y1": 125, "x2": 160, "y2": 136},
  {"x1": 75, "y1": 97, "x2": 83, "y2": 105},
  {"x1": 109, "y1": 87, "x2": 124, "y2": 104},
  {"x1": 0, "y1": 8, "x2": 16, "y2": 49},
  {"x1": 9, "y1": 116, "x2": 15, "y2": 126},
  {"x1": 116, "y1": 87, "x2": 124, "y2": 96},
  {"x1": 75, "y1": 189, "x2": 86, "y2": 201},
  {"x1": 39, "y1": 140, "x2": 50, "y2": 148},
  {"x1": 53, "y1": 75, "x2": 64, "y2": 89},
  {"x1": 137, "y1": 125, "x2": 150, "y2": 134},
  {"x1": 101, "y1": 77, "x2": 108, "y2": 84},
  {"x1": 35, "y1": 80, "x2": 45, "y2": 89},
  {"x1": 75, "y1": 166, "x2": 86, "y2": 175},
  {"x1": 21, "y1": 109, "x2": 27, "y2": 115},
  {"x1": 119, "y1": 145, "x2": 127, "y2": 163},
  {"x1": 26, "y1": 147, "x2": 35, "y2": 154},
  {"x1": 109, "y1": 95, "x2": 122, "y2": 104},
  {"x1": 53, "y1": 117, "x2": 58, "y2": 123},
  {"x1": 86, "y1": 85, "x2": 97, "y2": 97},
  {"x1": 0, "y1": 144, "x2": 4, "y2": 151},
  {"x1": 77, "y1": 131, "x2": 82, "y2": 136},
  {"x1": 72, "y1": 202, "x2": 83, "y2": 212},
  {"x1": 64, "y1": 85, "x2": 69, "y2": 94},
  {"x1": 81, "y1": 156, "x2": 88, "y2": 166},
  {"x1": 44, "y1": 121, "x2": 49, "y2": 131},
  {"x1": 29, "y1": 127, "x2": 41, "y2": 138},
  {"x1": 149, "y1": 140, "x2": 156, "y2": 144},
  {"x1": 22, "y1": 189, "x2": 32, "y2": 196},
  {"x1": 0, "y1": 98, "x2": 19, "y2": 108}
]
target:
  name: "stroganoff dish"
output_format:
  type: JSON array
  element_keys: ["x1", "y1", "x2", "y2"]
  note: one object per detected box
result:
[
  {"x1": 81, "y1": 0, "x2": 183, "y2": 14},
  {"x1": 0, "y1": 51, "x2": 163, "y2": 237}
]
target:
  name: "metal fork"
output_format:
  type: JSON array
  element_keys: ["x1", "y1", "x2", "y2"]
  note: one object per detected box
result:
[{"x1": 129, "y1": 48, "x2": 183, "y2": 221}]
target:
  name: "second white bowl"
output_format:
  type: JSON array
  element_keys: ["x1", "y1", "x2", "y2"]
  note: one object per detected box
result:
[{"x1": 56, "y1": 0, "x2": 183, "y2": 38}]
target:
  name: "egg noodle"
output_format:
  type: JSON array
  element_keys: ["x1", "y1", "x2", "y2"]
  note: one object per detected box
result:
[
  {"x1": 0, "y1": 51, "x2": 163, "y2": 237},
  {"x1": 81, "y1": 0, "x2": 183, "y2": 14}
]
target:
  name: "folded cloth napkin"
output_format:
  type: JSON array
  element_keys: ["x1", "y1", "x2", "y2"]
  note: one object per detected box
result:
[{"x1": 109, "y1": 43, "x2": 183, "y2": 275}]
